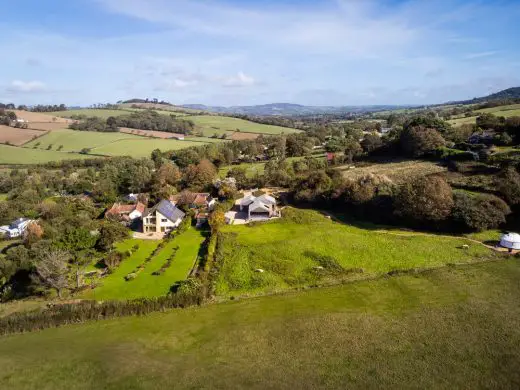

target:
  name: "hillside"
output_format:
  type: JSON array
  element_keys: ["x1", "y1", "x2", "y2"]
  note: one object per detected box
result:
[
  {"x1": 447, "y1": 87, "x2": 520, "y2": 105},
  {"x1": 0, "y1": 260, "x2": 518, "y2": 389}
]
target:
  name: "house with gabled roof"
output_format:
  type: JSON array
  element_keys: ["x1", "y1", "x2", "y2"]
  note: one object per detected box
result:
[
  {"x1": 142, "y1": 200, "x2": 185, "y2": 234},
  {"x1": 238, "y1": 193, "x2": 279, "y2": 221},
  {"x1": 170, "y1": 192, "x2": 216, "y2": 210},
  {"x1": 105, "y1": 202, "x2": 146, "y2": 222}
]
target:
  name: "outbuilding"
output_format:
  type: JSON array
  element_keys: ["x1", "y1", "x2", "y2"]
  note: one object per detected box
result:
[{"x1": 499, "y1": 232, "x2": 520, "y2": 252}]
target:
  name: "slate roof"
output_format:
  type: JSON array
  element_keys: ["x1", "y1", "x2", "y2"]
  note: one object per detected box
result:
[{"x1": 146, "y1": 200, "x2": 185, "y2": 223}]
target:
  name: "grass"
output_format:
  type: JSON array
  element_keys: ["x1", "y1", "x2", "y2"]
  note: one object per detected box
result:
[
  {"x1": 450, "y1": 104, "x2": 520, "y2": 126},
  {"x1": 91, "y1": 138, "x2": 212, "y2": 157},
  {"x1": 0, "y1": 144, "x2": 93, "y2": 164},
  {"x1": 189, "y1": 115, "x2": 301, "y2": 136},
  {"x1": 23, "y1": 129, "x2": 215, "y2": 158},
  {"x1": 0, "y1": 193, "x2": 7, "y2": 201},
  {"x1": 81, "y1": 228, "x2": 205, "y2": 300},
  {"x1": 219, "y1": 162, "x2": 266, "y2": 178},
  {"x1": 216, "y1": 208, "x2": 499, "y2": 297},
  {"x1": 24, "y1": 129, "x2": 142, "y2": 153},
  {"x1": 48, "y1": 109, "x2": 134, "y2": 119},
  {"x1": 1, "y1": 259, "x2": 519, "y2": 389},
  {"x1": 336, "y1": 159, "x2": 446, "y2": 184}
]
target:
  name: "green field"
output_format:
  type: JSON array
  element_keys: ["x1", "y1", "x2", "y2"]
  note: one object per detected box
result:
[
  {"x1": 189, "y1": 115, "x2": 300, "y2": 136},
  {"x1": 81, "y1": 229, "x2": 206, "y2": 300},
  {"x1": 24, "y1": 129, "x2": 142, "y2": 153},
  {"x1": 1, "y1": 259, "x2": 519, "y2": 389},
  {"x1": 23, "y1": 129, "x2": 214, "y2": 158},
  {"x1": 0, "y1": 145, "x2": 93, "y2": 164},
  {"x1": 450, "y1": 104, "x2": 520, "y2": 126},
  {"x1": 49, "y1": 109, "x2": 135, "y2": 119},
  {"x1": 91, "y1": 138, "x2": 212, "y2": 157},
  {"x1": 216, "y1": 208, "x2": 498, "y2": 297},
  {"x1": 0, "y1": 193, "x2": 7, "y2": 201},
  {"x1": 219, "y1": 161, "x2": 266, "y2": 178}
]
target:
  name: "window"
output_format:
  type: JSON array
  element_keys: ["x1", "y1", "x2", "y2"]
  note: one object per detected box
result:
[
  {"x1": 161, "y1": 218, "x2": 168, "y2": 223},
  {"x1": 161, "y1": 227, "x2": 166, "y2": 232}
]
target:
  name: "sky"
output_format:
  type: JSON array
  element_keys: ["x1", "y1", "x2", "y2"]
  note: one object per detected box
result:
[{"x1": 0, "y1": 0, "x2": 519, "y2": 107}]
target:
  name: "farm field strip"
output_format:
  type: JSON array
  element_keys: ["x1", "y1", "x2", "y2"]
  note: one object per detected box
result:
[
  {"x1": 188, "y1": 115, "x2": 301, "y2": 136},
  {"x1": 0, "y1": 126, "x2": 48, "y2": 146},
  {"x1": 91, "y1": 138, "x2": 213, "y2": 157},
  {"x1": 1, "y1": 259, "x2": 519, "y2": 389},
  {"x1": 0, "y1": 144, "x2": 94, "y2": 164},
  {"x1": 48, "y1": 109, "x2": 136, "y2": 119},
  {"x1": 216, "y1": 208, "x2": 498, "y2": 297}
]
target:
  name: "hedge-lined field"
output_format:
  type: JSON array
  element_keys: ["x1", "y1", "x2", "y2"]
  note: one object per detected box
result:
[
  {"x1": 0, "y1": 144, "x2": 93, "y2": 164},
  {"x1": 0, "y1": 259, "x2": 519, "y2": 389},
  {"x1": 216, "y1": 208, "x2": 498, "y2": 297}
]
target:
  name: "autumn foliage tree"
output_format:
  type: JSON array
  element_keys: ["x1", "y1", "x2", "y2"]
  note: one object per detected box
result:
[{"x1": 395, "y1": 175, "x2": 454, "y2": 223}]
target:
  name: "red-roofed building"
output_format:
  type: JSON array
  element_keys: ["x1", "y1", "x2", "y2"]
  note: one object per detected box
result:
[
  {"x1": 105, "y1": 202, "x2": 146, "y2": 222},
  {"x1": 170, "y1": 192, "x2": 216, "y2": 210}
]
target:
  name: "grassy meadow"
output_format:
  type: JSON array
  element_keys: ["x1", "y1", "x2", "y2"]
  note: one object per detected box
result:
[
  {"x1": 216, "y1": 208, "x2": 499, "y2": 297},
  {"x1": 1, "y1": 259, "x2": 519, "y2": 389},
  {"x1": 0, "y1": 145, "x2": 93, "y2": 164},
  {"x1": 23, "y1": 129, "x2": 214, "y2": 158},
  {"x1": 81, "y1": 229, "x2": 206, "y2": 301},
  {"x1": 189, "y1": 115, "x2": 301, "y2": 137},
  {"x1": 48, "y1": 109, "x2": 135, "y2": 119},
  {"x1": 450, "y1": 103, "x2": 520, "y2": 126}
]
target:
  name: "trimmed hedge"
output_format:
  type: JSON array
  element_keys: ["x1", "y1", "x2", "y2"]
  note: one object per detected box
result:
[{"x1": 0, "y1": 291, "x2": 204, "y2": 335}]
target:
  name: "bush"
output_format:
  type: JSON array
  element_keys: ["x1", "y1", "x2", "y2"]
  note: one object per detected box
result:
[
  {"x1": 124, "y1": 273, "x2": 137, "y2": 281},
  {"x1": 452, "y1": 192, "x2": 511, "y2": 232}
]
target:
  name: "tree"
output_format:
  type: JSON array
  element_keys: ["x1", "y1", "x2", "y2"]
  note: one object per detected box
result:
[
  {"x1": 293, "y1": 171, "x2": 333, "y2": 203},
  {"x1": 343, "y1": 139, "x2": 363, "y2": 163},
  {"x1": 34, "y1": 249, "x2": 71, "y2": 298},
  {"x1": 343, "y1": 174, "x2": 394, "y2": 205},
  {"x1": 183, "y1": 159, "x2": 217, "y2": 190},
  {"x1": 400, "y1": 126, "x2": 445, "y2": 157},
  {"x1": 395, "y1": 175, "x2": 454, "y2": 222},
  {"x1": 151, "y1": 161, "x2": 181, "y2": 199},
  {"x1": 497, "y1": 166, "x2": 520, "y2": 205},
  {"x1": 227, "y1": 167, "x2": 248, "y2": 189},
  {"x1": 97, "y1": 221, "x2": 130, "y2": 251},
  {"x1": 361, "y1": 134, "x2": 383, "y2": 153},
  {"x1": 24, "y1": 222, "x2": 44, "y2": 246},
  {"x1": 452, "y1": 192, "x2": 511, "y2": 232},
  {"x1": 208, "y1": 211, "x2": 226, "y2": 232}
]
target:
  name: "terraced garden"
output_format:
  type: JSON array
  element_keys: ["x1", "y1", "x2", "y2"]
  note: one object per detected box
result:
[{"x1": 81, "y1": 228, "x2": 206, "y2": 300}]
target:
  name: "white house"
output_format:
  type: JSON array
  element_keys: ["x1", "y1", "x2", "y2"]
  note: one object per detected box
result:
[
  {"x1": 142, "y1": 200, "x2": 185, "y2": 234},
  {"x1": 239, "y1": 193, "x2": 279, "y2": 221},
  {"x1": 0, "y1": 218, "x2": 35, "y2": 238}
]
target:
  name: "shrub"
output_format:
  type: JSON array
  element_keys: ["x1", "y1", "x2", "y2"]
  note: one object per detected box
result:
[
  {"x1": 452, "y1": 192, "x2": 511, "y2": 232},
  {"x1": 395, "y1": 175, "x2": 454, "y2": 223},
  {"x1": 496, "y1": 166, "x2": 520, "y2": 205},
  {"x1": 124, "y1": 273, "x2": 137, "y2": 281}
]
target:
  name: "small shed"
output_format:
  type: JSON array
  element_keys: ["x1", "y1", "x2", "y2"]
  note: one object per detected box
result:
[{"x1": 499, "y1": 232, "x2": 520, "y2": 251}]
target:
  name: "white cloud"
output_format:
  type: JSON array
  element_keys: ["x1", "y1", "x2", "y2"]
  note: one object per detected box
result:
[
  {"x1": 7, "y1": 80, "x2": 46, "y2": 93},
  {"x1": 221, "y1": 72, "x2": 255, "y2": 88},
  {"x1": 464, "y1": 51, "x2": 498, "y2": 59}
]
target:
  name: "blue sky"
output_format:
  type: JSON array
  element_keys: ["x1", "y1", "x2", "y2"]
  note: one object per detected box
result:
[{"x1": 1, "y1": 0, "x2": 519, "y2": 106}]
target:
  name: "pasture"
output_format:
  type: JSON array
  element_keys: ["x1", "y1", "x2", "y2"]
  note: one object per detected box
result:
[
  {"x1": 336, "y1": 159, "x2": 446, "y2": 184},
  {"x1": 0, "y1": 126, "x2": 47, "y2": 146},
  {"x1": 0, "y1": 259, "x2": 519, "y2": 389},
  {"x1": 450, "y1": 103, "x2": 520, "y2": 126},
  {"x1": 48, "y1": 109, "x2": 134, "y2": 119},
  {"x1": 24, "y1": 129, "x2": 141, "y2": 152},
  {"x1": 216, "y1": 208, "x2": 498, "y2": 297},
  {"x1": 81, "y1": 228, "x2": 206, "y2": 301},
  {"x1": 12, "y1": 110, "x2": 70, "y2": 123},
  {"x1": 91, "y1": 138, "x2": 212, "y2": 157},
  {"x1": 23, "y1": 129, "x2": 214, "y2": 158},
  {"x1": 0, "y1": 145, "x2": 92, "y2": 164},
  {"x1": 189, "y1": 115, "x2": 300, "y2": 137}
]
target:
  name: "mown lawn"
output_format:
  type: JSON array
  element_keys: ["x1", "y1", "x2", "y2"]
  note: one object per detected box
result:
[
  {"x1": 0, "y1": 260, "x2": 519, "y2": 389},
  {"x1": 189, "y1": 115, "x2": 301, "y2": 136},
  {"x1": 0, "y1": 145, "x2": 93, "y2": 164},
  {"x1": 216, "y1": 208, "x2": 499, "y2": 297},
  {"x1": 81, "y1": 229, "x2": 205, "y2": 300}
]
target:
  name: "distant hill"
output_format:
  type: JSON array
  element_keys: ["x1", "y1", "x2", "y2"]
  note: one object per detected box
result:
[
  {"x1": 180, "y1": 103, "x2": 410, "y2": 116},
  {"x1": 448, "y1": 87, "x2": 520, "y2": 105}
]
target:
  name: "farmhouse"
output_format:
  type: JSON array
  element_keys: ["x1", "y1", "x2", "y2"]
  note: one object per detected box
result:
[
  {"x1": 239, "y1": 193, "x2": 279, "y2": 221},
  {"x1": 0, "y1": 218, "x2": 36, "y2": 238},
  {"x1": 142, "y1": 200, "x2": 185, "y2": 234},
  {"x1": 170, "y1": 192, "x2": 216, "y2": 210},
  {"x1": 105, "y1": 202, "x2": 146, "y2": 222}
]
